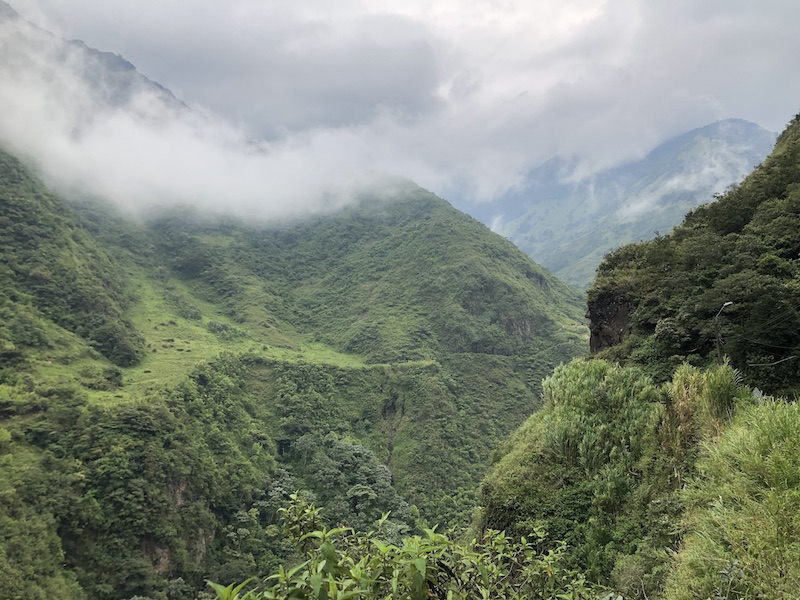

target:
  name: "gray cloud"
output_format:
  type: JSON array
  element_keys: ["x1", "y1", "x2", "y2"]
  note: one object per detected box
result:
[
  {"x1": 0, "y1": 15, "x2": 409, "y2": 220},
  {"x1": 4, "y1": 0, "x2": 800, "y2": 213}
]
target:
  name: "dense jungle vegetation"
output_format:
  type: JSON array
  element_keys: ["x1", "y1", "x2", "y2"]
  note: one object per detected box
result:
[
  {"x1": 588, "y1": 113, "x2": 800, "y2": 393},
  {"x1": 474, "y1": 113, "x2": 800, "y2": 600},
  {"x1": 3, "y1": 111, "x2": 800, "y2": 599},
  {"x1": 3, "y1": 2, "x2": 800, "y2": 596},
  {"x1": 0, "y1": 149, "x2": 585, "y2": 599},
  {"x1": 207, "y1": 115, "x2": 800, "y2": 599}
]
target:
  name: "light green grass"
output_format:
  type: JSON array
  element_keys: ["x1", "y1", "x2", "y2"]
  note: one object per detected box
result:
[{"x1": 115, "y1": 265, "x2": 372, "y2": 400}]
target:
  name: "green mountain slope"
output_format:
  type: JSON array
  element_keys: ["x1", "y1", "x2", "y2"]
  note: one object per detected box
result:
[
  {"x1": 144, "y1": 188, "x2": 584, "y2": 362},
  {"x1": 0, "y1": 150, "x2": 587, "y2": 598},
  {"x1": 464, "y1": 119, "x2": 776, "y2": 288},
  {"x1": 477, "y1": 358, "x2": 800, "y2": 598},
  {"x1": 587, "y1": 113, "x2": 800, "y2": 393},
  {"x1": 474, "y1": 114, "x2": 800, "y2": 599},
  {"x1": 0, "y1": 152, "x2": 144, "y2": 369}
]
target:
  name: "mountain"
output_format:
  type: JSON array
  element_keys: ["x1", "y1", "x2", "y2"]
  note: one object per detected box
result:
[
  {"x1": 0, "y1": 10, "x2": 591, "y2": 595},
  {"x1": 0, "y1": 0, "x2": 16, "y2": 19},
  {"x1": 0, "y1": 0, "x2": 183, "y2": 113},
  {"x1": 475, "y1": 112, "x2": 800, "y2": 599},
  {"x1": 587, "y1": 112, "x2": 800, "y2": 393},
  {"x1": 464, "y1": 119, "x2": 776, "y2": 288},
  {"x1": 2, "y1": 0, "x2": 776, "y2": 296},
  {"x1": 8, "y1": 3, "x2": 799, "y2": 598},
  {"x1": 0, "y1": 147, "x2": 586, "y2": 598}
]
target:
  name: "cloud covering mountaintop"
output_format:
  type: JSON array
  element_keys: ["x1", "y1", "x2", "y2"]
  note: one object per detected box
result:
[
  {"x1": 0, "y1": 6, "x2": 410, "y2": 219},
  {"x1": 2, "y1": 1, "x2": 799, "y2": 217}
]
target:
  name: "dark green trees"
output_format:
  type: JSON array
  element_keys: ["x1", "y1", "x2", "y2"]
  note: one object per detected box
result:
[
  {"x1": 0, "y1": 151, "x2": 144, "y2": 367},
  {"x1": 588, "y1": 114, "x2": 800, "y2": 394}
]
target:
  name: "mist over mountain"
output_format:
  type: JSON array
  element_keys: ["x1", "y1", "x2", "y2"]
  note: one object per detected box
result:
[
  {"x1": 0, "y1": 143, "x2": 587, "y2": 597},
  {"x1": 461, "y1": 119, "x2": 777, "y2": 288},
  {"x1": 587, "y1": 112, "x2": 800, "y2": 393},
  {"x1": 5, "y1": 3, "x2": 800, "y2": 598},
  {"x1": 2, "y1": 0, "x2": 778, "y2": 294},
  {"x1": 0, "y1": 2, "x2": 399, "y2": 220},
  {"x1": 475, "y1": 112, "x2": 800, "y2": 600},
  {"x1": 0, "y1": 0, "x2": 781, "y2": 285},
  {"x1": 0, "y1": 11, "x2": 592, "y2": 596}
]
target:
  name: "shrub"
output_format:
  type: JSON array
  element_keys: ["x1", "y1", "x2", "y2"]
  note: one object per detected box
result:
[
  {"x1": 665, "y1": 400, "x2": 800, "y2": 599},
  {"x1": 209, "y1": 494, "x2": 610, "y2": 600}
]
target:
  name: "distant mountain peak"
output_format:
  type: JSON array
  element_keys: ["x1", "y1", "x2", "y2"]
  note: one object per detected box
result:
[
  {"x1": 455, "y1": 119, "x2": 776, "y2": 288},
  {"x1": 67, "y1": 38, "x2": 137, "y2": 72},
  {"x1": 0, "y1": 0, "x2": 19, "y2": 19}
]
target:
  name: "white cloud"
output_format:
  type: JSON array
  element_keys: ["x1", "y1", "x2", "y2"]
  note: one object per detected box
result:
[
  {"x1": 0, "y1": 17, "x2": 404, "y2": 219},
  {"x1": 4, "y1": 0, "x2": 800, "y2": 214}
]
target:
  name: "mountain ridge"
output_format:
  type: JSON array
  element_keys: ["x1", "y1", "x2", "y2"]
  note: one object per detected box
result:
[
  {"x1": 586, "y1": 111, "x2": 800, "y2": 392},
  {"x1": 0, "y1": 142, "x2": 587, "y2": 598},
  {"x1": 461, "y1": 118, "x2": 776, "y2": 287},
  {"x1": 475, "y1": 111, "x2": 800, "y2": 599}
]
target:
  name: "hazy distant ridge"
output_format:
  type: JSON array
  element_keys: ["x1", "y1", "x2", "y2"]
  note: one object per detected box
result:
[{"x1": 463, "y1": 119, "x2": 776, "y2": 288}]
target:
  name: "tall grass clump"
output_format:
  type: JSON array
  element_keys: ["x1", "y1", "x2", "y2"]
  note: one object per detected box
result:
[{"x1": 665, "y1": 400, "x2": 800, "y2": 599}]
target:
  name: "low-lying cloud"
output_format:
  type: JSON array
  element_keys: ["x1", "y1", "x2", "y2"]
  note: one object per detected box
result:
[
  {"x1": 3, "y1": 1, "x2": 800, "y2": 220},
  {"x1": 616, "y1": 137, "x2": 766, "y2": 220},
  {"x1": 0, "y1": 17, "x2": 419, "y2": 220}
]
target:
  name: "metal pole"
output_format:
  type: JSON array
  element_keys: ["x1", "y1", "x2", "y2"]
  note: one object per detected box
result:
[{"x1": 715, "y1": 301, "x2": 733, "y2": 364}]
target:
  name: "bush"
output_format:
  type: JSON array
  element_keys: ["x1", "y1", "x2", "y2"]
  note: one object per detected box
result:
[
  {"x1": 210, "y1": 494, "x2": 609, "y2": 600},
  {"x1": 665, "y1": 400, "x2": 800, "y2": 599}
]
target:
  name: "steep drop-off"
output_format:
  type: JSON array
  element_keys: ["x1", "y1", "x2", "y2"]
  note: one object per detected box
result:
[
  {"x1": 476, "y1": 113, "x2": 800, "y2": 599},
  {"x1": 587, "y1": 113, "x2": 800, "y2": 393},
  {"x1": 0, "y1": 151, "x2": 587, "y2": 599}
]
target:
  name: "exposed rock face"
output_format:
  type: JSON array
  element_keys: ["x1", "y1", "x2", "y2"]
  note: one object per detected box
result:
[
  {"x1": 587, "y1": 290, "x2": 634, "y2": 353},
  {"x1": 142, "y1": 539, "x2": 171, "y2": 575}
]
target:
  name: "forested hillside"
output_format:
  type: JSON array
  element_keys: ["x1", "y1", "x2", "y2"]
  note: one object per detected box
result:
[
  {"x1": 0, "y1": 149, "x2": 586, "y2": 599},
  {"x1": 472, "y1": 113, "x2": 800, "y2": 600},
  {"x1": 587, "y1": 113, "x2": 800, "y2": 393},
  {"x1": 3, "y1": 2, "x2": 800, "y2": 599},
  {"x1": 5, "y1": 108, "x2": 800, "y2": 598}
]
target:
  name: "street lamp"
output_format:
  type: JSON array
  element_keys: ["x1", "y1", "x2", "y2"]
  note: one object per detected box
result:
[{"x1": 715, "y1": 301, "x2": 733, "y2": 364}]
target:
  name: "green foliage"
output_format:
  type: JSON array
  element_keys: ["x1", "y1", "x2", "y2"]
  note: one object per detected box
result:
[
  {"x1": 0, "y1": 350, "x2": 598, "y2": 599},
  {"x1": 212, "y1": 494, "x2": 605, "y2": 600},
  {"x1": 481, "y1": 361, "x2": 666, "y2": 584},
  {"x1": 0, "y1": 417, "x2": 84, "y2": 599},
  {"x1": 0, "y1": 148, "x2": 589, "y2": 598},
  {"x1": 665, "y1": 400, "x2": 800, "y2": 599},
  {"x1": 207, "y1": 320, "x2": 249, "y2": 341},
  {"x1": 479, "y1": 360, "x2": 754, "y2": 598},
  {"x1": 4, "y1": 356, "x2": 283, "y2": 599},
  {"x1": 250, "y1": 356, "x2": 555, "y2": 533},
  {"x1": 588, "y1": 115, "x2": 800, "y2": 393},
  {"x1": 0, "y1": 151, "x2": 144, "y2": 366},
  {"x1": 661, "y1": 362, "x2": 748, "y2": 474},
  {"x1": 207, "y1": 579, "x2": 259, "y2": 600},
  {"x1": 287, "y1": 432, "x2": 416, "y2": 536},
  {"x1": 0, "y1": 354, "x2": 308, "y2": 598},
  {"x1": 134, "y1": 193, "x2": 585, "y2": 531},
  {"x1": 147, "y1": 190, "x2": 585, "y2": 364}
]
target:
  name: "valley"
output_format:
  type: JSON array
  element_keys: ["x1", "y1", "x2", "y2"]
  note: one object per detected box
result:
[
  {"x1": 2, "y1": 2, "x2": 800, "y2": 598},
  {"x1": 0, "y1": 151, "x2": 587, "y2": 598}
]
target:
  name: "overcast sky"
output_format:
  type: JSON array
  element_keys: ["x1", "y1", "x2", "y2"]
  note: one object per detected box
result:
[{"x1": 5, "y1": 0, "x2": 800, "y2": 212}]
